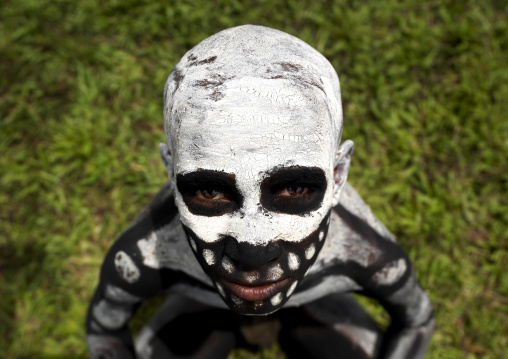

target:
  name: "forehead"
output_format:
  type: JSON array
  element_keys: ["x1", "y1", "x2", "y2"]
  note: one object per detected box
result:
[{"x1": 173, "y1": 78, "x2": 334, "y2": 180}]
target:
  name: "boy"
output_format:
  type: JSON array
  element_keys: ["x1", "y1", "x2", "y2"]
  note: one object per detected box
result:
[{"x1": 87, "y1": 25, "x2": 433, "y2": 359}]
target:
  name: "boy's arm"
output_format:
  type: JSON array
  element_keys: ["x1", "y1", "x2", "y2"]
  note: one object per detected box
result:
[
  {"x1": 86, "y1": 182, "x2": 181, "y2": 359},
  {"x1": 373, "y1": 269, "x2": 434, "y2": 359},
  {"x1": 335, "y1": 186, "x2": 433, "y2": 359}
]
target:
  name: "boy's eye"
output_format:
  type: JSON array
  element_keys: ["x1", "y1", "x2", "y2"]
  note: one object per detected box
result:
[
  {"x1": 196, "y1": 189, "x2": 225, "y2": 200},
  {"x1": 176, "y1": 170, "x2": 242, "y2": 216},
  {"x1": 260, "y1": 166, "x2": 327, "y2": 215},
  {"x1": 276, "y1": 185, "x2": 309, "y2": 198}
]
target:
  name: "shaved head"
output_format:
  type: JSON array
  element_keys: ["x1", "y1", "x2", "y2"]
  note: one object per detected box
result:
[{"x1": 164, "y1": 25, "x2": 343, "y2": 159}]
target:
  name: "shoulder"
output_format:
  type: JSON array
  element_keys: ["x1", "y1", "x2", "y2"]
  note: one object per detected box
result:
[
  {"x1": 99, "y1": 181, "x2": 210, "y2": 296},
  {"x1": 337, "y1": 183, "x2": 396, "y2": 242},
  {"x1": 310, "y1": 182, "x2": 408, "y2": 280}
]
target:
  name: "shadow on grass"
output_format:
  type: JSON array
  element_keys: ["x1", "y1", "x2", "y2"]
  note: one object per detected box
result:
[{"x1": 0, "y1": 239, "x2": 48, "y2": 356}]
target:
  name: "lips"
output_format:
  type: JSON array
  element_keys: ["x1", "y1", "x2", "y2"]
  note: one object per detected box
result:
[{"x1": 222, "y1": 278, "x2": 289, "y2": 301}]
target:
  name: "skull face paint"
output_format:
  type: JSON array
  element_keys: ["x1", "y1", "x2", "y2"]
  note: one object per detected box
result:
[{"x1": 161, "y1": 25, "x2": 351, "y2": 315}]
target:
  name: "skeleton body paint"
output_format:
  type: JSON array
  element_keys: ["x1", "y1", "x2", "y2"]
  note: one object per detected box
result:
[{"x1": 87, "y1": 25, "x2": 433, "y2": 359}]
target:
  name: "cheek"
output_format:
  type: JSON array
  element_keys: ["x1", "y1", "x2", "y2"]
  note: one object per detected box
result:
[
  {"x1": 182, "y1": 225, "x2": 225, "y2": 269},
  {"x1": 175, "y1": 191, "x2": 231, "y2": 243},
  {"x1": 280, "y1": 210, "x2": 331, "y2": 276}
]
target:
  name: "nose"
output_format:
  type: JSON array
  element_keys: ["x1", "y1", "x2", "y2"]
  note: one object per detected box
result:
[{"x1": 223, "y1": 236, "x2": 282, "y2": 271}]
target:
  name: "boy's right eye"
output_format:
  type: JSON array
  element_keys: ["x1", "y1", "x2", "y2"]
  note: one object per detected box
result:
[
  {"x1": 176, "y1": 170, "x2": 242, "y2": 216},
  {"x1": 196, "y1": 188, "x2": 226, "y2": 200}
]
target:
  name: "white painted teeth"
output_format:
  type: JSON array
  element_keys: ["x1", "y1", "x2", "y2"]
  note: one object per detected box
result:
[
  {"x1": 202, "y1": 249, "x2": 216, "y2": 265},
  {"x1": 270, "y1": 292, "x2": 283, "y2": 306},
  {"x1": 267, "y1": 263, "x2": 283, "y2": 281},
  {"x1": 222, "y1": 256, "x2": 235, "y2": 273},
  {"x1": 287, "y1": 281, "x2": 298, "y2": 297},
  {"x1": 231, "y1": 294, "x2": 243, "y2": 305},
  {"x1": 244, "y1": 271, "x2": 260, "y2": 283},
  {"x1": 288, "y1": 252, "x2": 300, "y2": 270},
  {"x1": 319, "y1": 230, "x2": 325, "y2": 241},
  {"x1": 305, "y1": 243, "x2": 316, "y2": 260}
]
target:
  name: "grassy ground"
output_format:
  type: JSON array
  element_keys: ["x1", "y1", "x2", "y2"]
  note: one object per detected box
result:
[{"x1": 1, "y1": 0, "x2": 507, "y2": 358}]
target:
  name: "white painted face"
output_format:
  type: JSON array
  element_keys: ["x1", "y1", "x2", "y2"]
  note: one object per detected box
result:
[
  {"x1": 161, "y1": 25, "x2": 352, "y2": 315},
  {"x1": 174, "y1": 77, "x2": 335, "y2": 245}
]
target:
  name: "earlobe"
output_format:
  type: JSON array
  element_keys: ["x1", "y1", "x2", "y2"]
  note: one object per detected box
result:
[
  {"x1": 332, "y1": 140, "x2": 354, "y2": 207},
  {"x1": 159, "y1": 143, "x2": 174, "y2": 179}
]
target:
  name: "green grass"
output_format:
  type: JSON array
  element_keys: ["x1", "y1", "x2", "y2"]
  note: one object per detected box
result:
[{"x1": 1, "y1": 0, "x2": 507, "y2": 358}]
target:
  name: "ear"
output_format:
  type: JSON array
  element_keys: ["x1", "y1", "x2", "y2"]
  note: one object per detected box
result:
[
  {"x1": 159, "y1": 143, "x2": 174, "y2": 179},
  {"x1": 331, "y1": 140, "x2": 354, "y2": 207}
]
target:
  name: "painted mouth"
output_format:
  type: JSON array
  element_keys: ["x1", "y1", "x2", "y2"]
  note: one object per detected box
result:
[{"x1": 222, "y1": 278, "x2": 290, "y2": 302}]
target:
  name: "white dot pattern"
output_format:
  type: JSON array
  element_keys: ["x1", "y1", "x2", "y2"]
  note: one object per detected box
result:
[
  {"x1": 222, "y1": 256, "x2": 235, "y2": 273},
  {"x1": 267, "y1": 263, "x2": 284, "y2": 281},
  {"x1": 231, "y1": 294, "x2": 243, "y2": 305},
  {"x1": 287, "y1": 281, "x2": 298, "y2": 297},
  {"x1": 244, "y1": 271, "x2": 259, "y2": 283},
  {"x1": 202, "y1": 249, "x2": 215, "y2": 265},
  {"x1": 270, "y1": 292, "x2": 283, "y2": 306},
  {"x1": 288, "y1": 252, "x2": 300, "y2": 270},
  {"x1": 305, "y1": 243, "x2": 316, "y2": 260}
]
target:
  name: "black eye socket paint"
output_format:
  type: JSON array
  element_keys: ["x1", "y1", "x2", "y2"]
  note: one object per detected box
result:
[
  {"x1": 260, "y1": 166, "x2": 327, "y2": 215},
  {"x1": 176, "y1": 169, "x2": 243, "y2": 216}
]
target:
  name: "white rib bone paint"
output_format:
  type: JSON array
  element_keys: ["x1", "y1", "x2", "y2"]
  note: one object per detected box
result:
[
  {"x1": 216, "y1": 282, "x2": 225, "y2": 297},
  {"x1": 270, "y1": 293, "x2": 283, "y2": 306},
  {"x1": 372, "y1": 258, "x2": 407, "y2": 286},
  {"x1": 105, "y1": 284, "x2": 141, "y2": 304},
  {"x1": 387, "y1": 272, "x2": 433, "y2": 327},
  {"x1": 189, "y1": 239, "x2": 197, "y2": 252},
  {"x1": 231, "y1": 294, "x2": 243, "y2": 305},
  {"x1": 202, "y1": 249, "x2": 215, "y2": 265},
  {"x1": 89, "y1": 320, "x2": 102, "y2": 333},
  {"x1": 92, "y1": 300, "x2": 132, "y2": 330},
  {"x1": 287, "y1": 280, "x2": 298, "y2": 297},
  {"x1": 163, "y1": 26, "x2": 348, "y2": 249},
  {"x1": 305, "y1": 243, "x2": 316, "y2": 260},
  {"x1": 267, "y1": 263, "x2": 284, "y2": 281},
  {"x1": 334, "y1": 324, "x2": 379, "y2": 357},
  {"x1": 288, "y1": 252, "x2": 300, "y2": 270},
  {"x1": 114, "y1": 251, "x2": 140, "y2": 284},
  {"x1": 222, "y1": 256, "x2": 235, "y2": 273}
]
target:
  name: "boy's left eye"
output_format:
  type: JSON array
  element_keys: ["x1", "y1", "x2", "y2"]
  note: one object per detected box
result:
[
  {"x1": 196, "y1": 189, "x2": 225, "y2": 200},
  {"x1": 275, "y1": 185, "x2": 309, "y2": 198}
]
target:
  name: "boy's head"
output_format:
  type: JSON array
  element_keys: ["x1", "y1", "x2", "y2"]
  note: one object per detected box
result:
[{"x1": 160, "y1": 25, "x2": 353, "y2": 315}]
